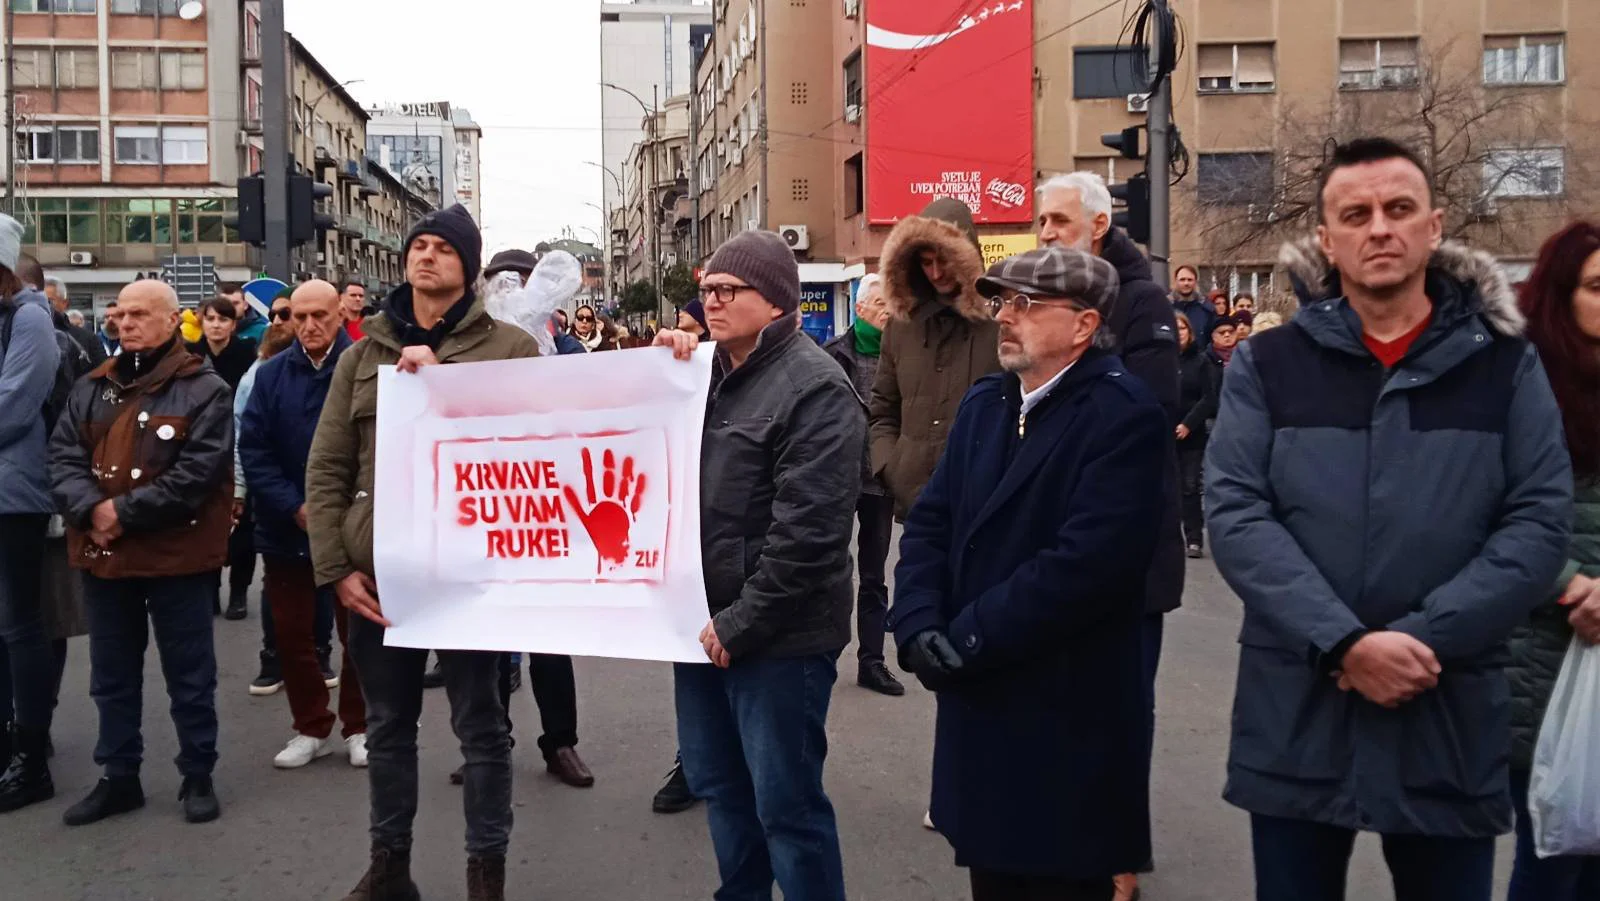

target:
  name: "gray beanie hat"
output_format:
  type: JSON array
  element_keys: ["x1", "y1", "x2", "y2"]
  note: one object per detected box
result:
[
  {"x1": 704, "y1": 230, "x2": 800, "y2": 315},
  {"x1": 0, "y1": 214, "x2": 22, "y2": 273}
]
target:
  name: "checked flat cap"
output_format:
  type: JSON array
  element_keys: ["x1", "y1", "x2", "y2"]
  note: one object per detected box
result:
[{"x1": 976, "y1": 246, "x2": 1120, "y2": 315}]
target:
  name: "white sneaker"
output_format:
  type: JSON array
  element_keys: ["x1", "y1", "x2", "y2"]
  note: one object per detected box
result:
[
  {"x1": 346, "y1": 734, "x2": 369, "y2": 768},
  {"x1": 273, "y1": 734, "x2": 332, "y2": 769},
  {"x1": 922, "y1": 810, "x2": 936, "y2": 831}
]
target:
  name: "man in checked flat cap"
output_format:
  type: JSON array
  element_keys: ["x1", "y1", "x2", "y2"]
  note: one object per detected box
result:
[{"x1": 888, "y1": 246, "x2": 1168, "y2": 901}]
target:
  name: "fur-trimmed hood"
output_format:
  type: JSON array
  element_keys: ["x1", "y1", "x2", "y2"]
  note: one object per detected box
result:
[
  {"x1": 879, "y1": 200, "x2": 990, "y2": 322},
  {"x1": 1279, "y1": 236, "x2": 1524, "y2": 337}
]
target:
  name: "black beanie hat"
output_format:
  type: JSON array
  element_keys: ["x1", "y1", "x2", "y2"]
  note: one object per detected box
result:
[
  {"x1": 404, "y1": 203, "x2": 482, "y2": 287},
  {"x1": 704, "y1": 230, "x2": 800, "y2": 316}
]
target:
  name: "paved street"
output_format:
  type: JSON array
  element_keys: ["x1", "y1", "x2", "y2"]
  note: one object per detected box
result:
[{"x1": 0, "y1": 557, "x2": 1512, "y2": 901}]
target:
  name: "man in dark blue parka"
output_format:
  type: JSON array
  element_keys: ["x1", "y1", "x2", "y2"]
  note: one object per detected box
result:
[
  {"x1": 1206, "y1": 138, "x2": 1572, "y2": 901},
  {"x1": 889, "y1": 246, "x2": 1167, "y2": 901}
]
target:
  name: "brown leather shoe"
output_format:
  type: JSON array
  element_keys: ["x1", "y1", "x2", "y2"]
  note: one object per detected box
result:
[{"x1": 545, "y1": 746, "x2": 595, "y2": 788}]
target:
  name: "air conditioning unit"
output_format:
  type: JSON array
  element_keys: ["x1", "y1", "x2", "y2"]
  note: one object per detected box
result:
[
  {"x1": 68, "y1": 251, "x2": 94, "y2": 267},
  {"x1": 1127, "y1": 93, "x2": 1150, "y2": 114},
  {"x1": 746, "y1": 219, "x2": 760, "y2": 232},
  {"x1": 1470, "y1": 197, "x2": 1500, "y2": 220},
  {"x1": 731, "y1": 146, "x2": 743, "y2": 165},
  {"x1": 778, "y1": 224, "x2": 809, "y2": 251},
  {"x1": 844, "y1": 103, "x2": 861, "y2": 123},
  {"x1": 721, "y1": 203, "x2": 732, "y2": 218},
  {"x1": 843, "y1": 0, "x2": 860, "y2": 18}
]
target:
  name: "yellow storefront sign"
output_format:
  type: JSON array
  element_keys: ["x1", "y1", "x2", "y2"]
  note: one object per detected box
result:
[{"x1": 981, "y1": 233, "x2": 1038, "y2": 268}]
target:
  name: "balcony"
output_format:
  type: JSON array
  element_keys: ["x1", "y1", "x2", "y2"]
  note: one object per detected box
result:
[
  {"x1": 338, "y1": 160, "x2": 363, "y2": 183},
  {"x1": 339, "y1": 215, "x2": 366, "y2": 238},
  {"x1": 363, "y1": 225, "x2": 384, "y2": 245}
]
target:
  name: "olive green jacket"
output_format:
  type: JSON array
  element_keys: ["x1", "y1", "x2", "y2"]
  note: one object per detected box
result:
[{"x1": 306, "y1": 296, "x2": 539, "y2": 588}]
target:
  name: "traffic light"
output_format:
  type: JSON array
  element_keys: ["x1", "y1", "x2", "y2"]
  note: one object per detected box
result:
[
  {"x1": 1110, "y1": 172, "x2": 1152, "y2": 246},
  {"x1": 1101, "y1": 126, "x2": 1144, "y2": 160},
  {"x1": 230, "y1": 175, "x2": 265, "y2": 246},
  {"x1": 289, "y1": 173, "x2": 336, "y2": 245}
]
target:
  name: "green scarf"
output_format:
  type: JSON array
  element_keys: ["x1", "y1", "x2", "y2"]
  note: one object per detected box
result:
[{"x1": 853, "y1": 318, "x2": 883, "y2": 357}]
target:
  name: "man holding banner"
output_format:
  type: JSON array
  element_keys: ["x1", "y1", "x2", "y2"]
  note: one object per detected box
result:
[
  {"x1": 655, "y1": 230, "x2": 864, "y2": 901},
  {"x1": 307, "y1": 204, "x2": 536, "y2": 901}
]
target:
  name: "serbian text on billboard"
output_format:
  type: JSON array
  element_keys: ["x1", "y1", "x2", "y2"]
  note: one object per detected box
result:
[{"x1": 866, "y1": 1, "x2": 1034, "y2": 225}]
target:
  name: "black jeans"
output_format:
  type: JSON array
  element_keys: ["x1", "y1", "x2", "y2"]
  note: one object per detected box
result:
[
  {"x1": 1178, "y1": 443, "x2": 1205, "y2": 549},
  {"x1": 855, "y1": 493, "x2": 895, "y2": 665},
  {"x1": 0, "y1": 513, "x2": 51, "y2": 730},
  {"x1": 82, "y1": 571, "x2": 219, "y2": 777},
  {"x1": 349, "y1": 614, "x2": 512, "y2": 856},
  {"x1": 969, "y1": 869, "x2": 1114, "y2": 901},
  {"x1": 1250, "y1": 812, "x2": 1494, "y2": 901},
  {"x1": 499, "y1": 652, "x2": 578, "y2": 758}
]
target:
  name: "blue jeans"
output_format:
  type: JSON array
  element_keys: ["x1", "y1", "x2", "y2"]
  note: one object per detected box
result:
[
  {"x1": 83, "y1": 571, "x2": 219, "y2": 777},
  {"x1": 675, "y1": 653, "x2": 845, "y2": 901},
  {"x1": 0, "y1": 514, "x2": 51, "y2": 731},
  {"x1": 1508, "y1": 766, "x2": 1600, "y2": 900},
  {"x1": 1250, "y1": 813, "x2": 1494, "y2": 901}
]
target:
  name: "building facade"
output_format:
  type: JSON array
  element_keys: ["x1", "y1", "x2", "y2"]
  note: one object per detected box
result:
[
  {"x1": 599, "y1": 1, "x2": 712, "y2": 214},
  {"x1": 4, "y1": 0, "x2": 248, "y2": 311},
  {"x1": 364, "y1": 101, "x2": 482, "y2": 222},
  {"x1": 620, "y1": 96, "x2": 690, "y2": 291}
]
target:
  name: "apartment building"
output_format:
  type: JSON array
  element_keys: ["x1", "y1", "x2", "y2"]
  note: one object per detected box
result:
[
  {"x1": 599, "y1": 1, "x2": 712, "y2": 214},
  {"x1": 1050, "y1": 0, "x2": 1599, "y2": 299},
  {"x1": 4, "y1": 0, "x2": 247, "y2": 309},
  {"x1": 619, "y1": 96, "x2": 689, "y2": 289},
  {"x1": 364, "y1": 101, "x2": 482, "y2": 219}
]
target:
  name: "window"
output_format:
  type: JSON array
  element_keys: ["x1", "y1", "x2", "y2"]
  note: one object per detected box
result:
[
  {"x1": 175, "y1": 198, "x2": 237, "y2": 244},
  {"x1": 1484, "y1": 148, "x2": 1565, "y2": 198},
  {"x1": 1197, "y1": 43, "x2": 1275, "y2": 93},
  {"x1": 110, "y1": 0, "x2": 179, "y2": 13},
  {"x1": 843, "y1": 50, "x2": 861, "y2": 115},
  {"x1": 57, "y1": 126, "x2": 99, "y2": 163},
  {"x1": 1073, "y1": 46, "x2": 1150, "y2": 100},
  {"x1": 104, "y1": 199, "x2": 172, "y2": 246},
  {"x1": 243, "y1": 8, "x2": 261, "y2": 59},
  {"x1": 23, "y1": 198, "x2": 100, "y2": 246},
  {"x1": 18, "y1": 128, "x2": 54, "y2": 163},
  {"x1": 314, "y1": 118, "x2": 332, "y2": 149},
  {"x1": 159, "y1": 51, "x2": 206, "y2": 91},
  {"x1": 843, "y1": 152, "x2": 863, "y2": 218},
  {"x1": 111, "y1": 50, "x2": 158, "y2": 90},
  {"x1": 1484, "y1": 35, "x2": 1564, "y2": 85},
  {"x1": 54, "y1": 49, "x2": 99, "y2": 89},
  {"x1": 1197, "y1": 152, "x2": 1273, "y2": 205},
  {"x1": 244, "y1": 76, "x2": 262, "y2": 124},
  {"x1": 114, "y1": 125, "x2": 160, "y2": 163},
  {"x1": 161, "y1": 126, "x2": 207, "y2": 164},
  {"x1": 1339, "y1": 39, "x2": 1420, "y2": 90},
  {"x1": 1197, "y1": 266, "x2": 1275, "y2": 300},
  {"x1": 11, "y1": 0, "x2": 97, "y2": 11},
  {"x1": 12, "y1": 49, "x2": 49, "y2": 88}
]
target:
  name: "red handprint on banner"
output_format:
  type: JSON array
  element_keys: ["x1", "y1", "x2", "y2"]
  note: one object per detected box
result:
[{"x1": 563, "y1": 447, "x2": 648, "y2": 572}]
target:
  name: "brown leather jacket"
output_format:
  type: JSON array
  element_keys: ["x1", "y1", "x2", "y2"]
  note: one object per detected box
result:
[{"x1": 49, "y1": 338, "x2": 235, "y2": 580}]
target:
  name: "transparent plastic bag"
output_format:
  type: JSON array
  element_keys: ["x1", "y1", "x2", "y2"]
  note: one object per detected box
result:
[
  {"x1": 1528, "y1": 635, "x2": 1600, "y2": 858},
  {"x1": 482, "y1": 251, "x2": 583, "y2": 358}
]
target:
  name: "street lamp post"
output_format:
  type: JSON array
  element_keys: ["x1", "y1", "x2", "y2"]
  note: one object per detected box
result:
[{"x1": 602, "y1": 82, "x2": 661, "y2": 318}]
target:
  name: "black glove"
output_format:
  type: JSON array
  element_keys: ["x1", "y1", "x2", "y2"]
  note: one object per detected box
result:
[{"x1": 899, "y1": 629, "x2": 966, "y2": 692}]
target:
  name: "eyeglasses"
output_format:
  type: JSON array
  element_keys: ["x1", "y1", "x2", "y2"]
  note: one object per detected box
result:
[
  {"x1": 698, "y1": 284, "x2": 757, "y2": 304},
  {"x1": 987, "y1": 291, "x2": 1088, "y2": 316},
  {"x1": 271, "y1": 309, "x2": 292, "y2": 322},
  {"x1": 575, "y1": 314, "x2": 595, "y2": 323}
]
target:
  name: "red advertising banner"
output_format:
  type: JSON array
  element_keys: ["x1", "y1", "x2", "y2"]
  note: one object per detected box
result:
[{"x1": 865, "y1": 0, "x2": 1035, "y2": 225}]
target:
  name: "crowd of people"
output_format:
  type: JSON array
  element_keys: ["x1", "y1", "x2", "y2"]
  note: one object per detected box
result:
[{"x1": 0, "y1": 133, "x2": 1597, "y2": 901}]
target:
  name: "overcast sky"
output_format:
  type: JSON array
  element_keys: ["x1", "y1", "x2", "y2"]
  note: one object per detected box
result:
[{"x1": 285, "y1": 0, "x2": 606, "y2": 256}]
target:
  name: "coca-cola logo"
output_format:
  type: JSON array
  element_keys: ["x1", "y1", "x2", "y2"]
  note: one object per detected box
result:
[{"x1": 986, "y1": 179, "x2": 1028, "y2": 209}]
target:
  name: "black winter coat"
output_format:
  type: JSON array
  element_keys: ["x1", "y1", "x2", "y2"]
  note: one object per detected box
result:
[
  {"x1": 889, "y1": 349, "x2": 1167, "y2": 877},
  {"x1": 702, "y1": 316, "x2": 866, "y2": 661},
  {"x1": 1177, "y1": 342, "x2": 1218, "y2": 447},
  {"x1": 187, "y1": 337, "x2": 258, "y2": 391},
  {"x1": 1100, "y1": 227, "x2": 1185, "y2": 614}
]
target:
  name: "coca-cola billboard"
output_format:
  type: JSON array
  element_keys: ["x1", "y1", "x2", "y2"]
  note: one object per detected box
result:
[{"x1": 865, "y1": 1, "x2": 1035, "y2": 225}]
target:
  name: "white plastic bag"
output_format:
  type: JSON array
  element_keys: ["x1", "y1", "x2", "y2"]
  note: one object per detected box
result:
[
  {"x1": 1528, "y1": 635, "x2": 1600, "y2": 858},
  {"x1": 482, "y1": 251, "x2": 583, "y2": 358}
]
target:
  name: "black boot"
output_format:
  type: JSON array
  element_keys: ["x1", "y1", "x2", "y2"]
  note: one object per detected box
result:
[
  {"x1": 63, "y1": 775, "x2": 144, "y2": 826},
  {"x1": 249, "y1": 649, "x2": 283, "y2": 697},
  {"x1": 651, "y1": 758, "x2": 697, "y2": 814},
  {"x1": 0, "y1": 723, "x2": 11, "y2": 766},
  {"x1": 179, "y1": 775, "x2": 220, "y2": 823},
  {"x1": 858, "y1": 660, "x2": 906, "y2": 697},
  {"x1": 0, "y1": 724, "x2": 53, "y2": 812},
  {"x1": 467, "y1": 854, "x2": 506, "y2": 901},
  {"x1": 223, "y1": 591, "x2": 248, "y2": 621},
  {"x1": 342, "y1": 846, "x2": 422, "y2": 901}
]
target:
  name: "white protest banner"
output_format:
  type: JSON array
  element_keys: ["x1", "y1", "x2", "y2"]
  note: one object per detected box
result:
[{"x1": 372, "y1": 345, "x2": 715, "y2": 663}]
